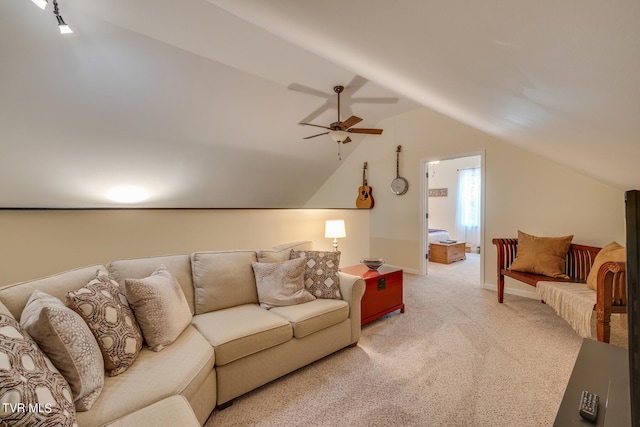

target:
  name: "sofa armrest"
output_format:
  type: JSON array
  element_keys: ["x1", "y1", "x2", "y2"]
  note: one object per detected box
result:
[{"x1": 339, "y1": 272, "x2": 365, "y2": 344}]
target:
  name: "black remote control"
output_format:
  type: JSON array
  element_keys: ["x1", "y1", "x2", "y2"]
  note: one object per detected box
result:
[{"x1": 579, "y1": 390, "x2": 599, "y2": 422}]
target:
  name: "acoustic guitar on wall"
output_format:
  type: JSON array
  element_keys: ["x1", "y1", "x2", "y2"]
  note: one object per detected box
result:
[{"x1": 356, "y1": 162, "x2": 374, "y2": 209}]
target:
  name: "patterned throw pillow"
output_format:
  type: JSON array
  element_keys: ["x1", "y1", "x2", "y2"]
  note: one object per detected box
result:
[
  {"x1": 66, "y1": 271, "x2": 143, "y2": 377},
  {"x1": 0, "y1": 314, "x2": 77, "y2": 426},
  {"x1": 21, "y1": 290, "x2": 104, "y2": 411},
  {"x1": 290, "y1": 250, "x2": 342, "y2": 299},
  {"x1": 124, "y1": 265, "x2": 192, "y2": 352},
  {"x1": 252, "y1": 257, "x2": 316, "y2": 309}
]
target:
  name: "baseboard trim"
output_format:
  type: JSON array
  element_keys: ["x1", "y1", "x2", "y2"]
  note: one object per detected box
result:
[
  {"x1": 385, "y1": 264, "x2": 420, "y2": 275},
  {"x1": 483, "y1": 283, "x2": 538, "y2": 300}
]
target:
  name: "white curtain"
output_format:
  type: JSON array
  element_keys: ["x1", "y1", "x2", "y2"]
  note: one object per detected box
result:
[{"x1": 455, "y1": 167, "x2": 481, "y2": 250}]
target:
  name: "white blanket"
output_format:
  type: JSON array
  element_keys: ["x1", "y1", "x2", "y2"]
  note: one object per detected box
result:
[{"x1": 536, "y1": 281, "x2": 596, "y2": 338}]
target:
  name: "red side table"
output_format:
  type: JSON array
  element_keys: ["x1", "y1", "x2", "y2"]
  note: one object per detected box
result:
[{"x1": 341, "y1": 264, "x2": 404, "y2": 325}]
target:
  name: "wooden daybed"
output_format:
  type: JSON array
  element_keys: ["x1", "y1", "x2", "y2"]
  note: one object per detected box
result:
[{"x1": 492, "y1": 238, "x2": 627, "y2": 343}]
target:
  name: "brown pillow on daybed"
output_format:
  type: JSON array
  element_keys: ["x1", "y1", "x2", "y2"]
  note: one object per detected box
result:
[
  {"x1": 586, "y1": 241, "x2": 626, "y2": 291},
  {"x1": 508, "y1": 230, "x2": 573, "y2": 279}
]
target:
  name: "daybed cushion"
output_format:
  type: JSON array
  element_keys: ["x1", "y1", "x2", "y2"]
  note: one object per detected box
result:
[
  {"x1": 270, "y1": 298, "x2": 349, "y2": 338},
  {"x1": 191, "y1": 304, "x2": 292, "y2": 366},
  {"x1": 536, "y1": 281, "x2": 595, "y2": 338},
  {"x1": 124, "y1": 265, "x2": 192, "y2": 352},
  {"x1": 191, "y1": 250, "x2": 259, "y2": 314},
  {"x1": 252, "y1": 258, "x2": 315, "y2": 309},
  {"x1": 509, "y1": 230, "x2": 573, "y2": 278},
  {"x1": 76, "y1": 325, "x2": 215, "y2": 427},
  {"x1": 0, "y1": 313, "x2": 77, "y2": 426},
  {"x1": 66, "y1": 271, "x2": 143, "y2": 377},
  {"x1": 105, "y1": 395, "x2": 200, "y2": 427},
  {"x1": 0, "y1": 265, "x2": 107, "y2": 320},
  {"x1": 20, "y1": 290, "x2": 104, "y2": 411},
  {"x1": 586, "y1": 241, "x2": 626, "y2": 291},
  {"x1": 108, "y1": 254, "x2": 195, "y2": 315}
]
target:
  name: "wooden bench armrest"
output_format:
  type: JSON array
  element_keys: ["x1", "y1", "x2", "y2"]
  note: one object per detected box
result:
[
  {"x1": 596, "y1": 261, "x2": 627, "y2": 342},
  {"x1": 492, "y1": 238, "x2": 518, "y2": 270}
]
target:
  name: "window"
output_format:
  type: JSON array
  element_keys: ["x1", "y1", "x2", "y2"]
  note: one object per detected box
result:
[{"x1": 456, "y1": 167, "x2": 481, "y2": 248}]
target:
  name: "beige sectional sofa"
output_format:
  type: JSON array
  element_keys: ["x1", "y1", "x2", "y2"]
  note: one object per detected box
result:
[{"x1": 0, "y1": 241, "x2": 366, "y2": 426}]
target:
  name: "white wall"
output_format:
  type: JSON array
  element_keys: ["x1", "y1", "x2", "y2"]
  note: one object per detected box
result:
[
  {"x1": 0, "y1": 209, "x2": 369, "y2": 286},
  {"x1": 306, "y1": 107, "x2": 626, "y2": 296}
]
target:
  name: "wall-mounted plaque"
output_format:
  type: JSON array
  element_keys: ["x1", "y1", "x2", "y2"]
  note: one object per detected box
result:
[{"x1": 429, "y1": 188, "x2": 448, "y2": 197}]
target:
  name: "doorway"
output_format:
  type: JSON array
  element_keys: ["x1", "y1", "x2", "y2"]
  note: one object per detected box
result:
[{"x1": 420, "y1": 153, "x2": 484, "y2": 285}]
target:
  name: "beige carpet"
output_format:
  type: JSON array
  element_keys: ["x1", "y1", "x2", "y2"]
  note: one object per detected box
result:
[{"x1": 205, "y1": 254, "x2": 627, "y2": 426}]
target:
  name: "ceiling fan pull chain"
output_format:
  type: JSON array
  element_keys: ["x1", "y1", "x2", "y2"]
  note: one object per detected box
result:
[{"x1": 337, "y1": 142, "x2": 342, "y2": 161}]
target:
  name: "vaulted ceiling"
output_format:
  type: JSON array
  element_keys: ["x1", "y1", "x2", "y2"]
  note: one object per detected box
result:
[{"x1": 2, "y1": 0, "x2": 639, "y2": 208}]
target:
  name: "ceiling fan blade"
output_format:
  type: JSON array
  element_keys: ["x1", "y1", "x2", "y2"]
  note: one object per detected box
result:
[
  {"x1": 299, "y1": 122, "x2": 331, "y2": 130},
  {"x1": 339, "y1": 116, "x2": 362, "y2": 129},
  {"x1": 351, "y1": 96, "x2": 399, "y2": 105},
  {"x1": 348, "y1": 128, "x2": 384, "y2": 135},
  {"x1": 288, "y1": 83, "x2": 331, "y2": 98},
  {"x1": 303, "y1": 132, "x2": 329, "y2": 140},
  {"x1": 342, "y1": 137, "x2": 352, "y2": 144}
]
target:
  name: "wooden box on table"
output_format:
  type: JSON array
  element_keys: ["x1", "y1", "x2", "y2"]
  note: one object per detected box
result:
[{"x1": 430, "y1": 241, "x2": 466, "y2": 264}]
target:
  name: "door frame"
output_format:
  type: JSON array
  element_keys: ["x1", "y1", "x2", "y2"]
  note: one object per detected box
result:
[{"x1": 419, "y1": 151, "x2": 486, "y2": 286}]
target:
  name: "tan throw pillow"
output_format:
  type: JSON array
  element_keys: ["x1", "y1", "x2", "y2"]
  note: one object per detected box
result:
[
  {"x1": 509, "y1": 230, "x2": 573, "y2": 278},
  {"x1": 0, "y1": 313, "x2": 77, "y2": 426},
  {"x1": 586, "y1": 241, "x2": 626, "y2": 291},
  {"x1": 66, "y1": 271, "x2": 143, "y2": 377},
  {"x1": 251, "y1": 257, "x2": 316, "y2": 309},
  {"x1": 124, "y1": 265, "x2": 192, "y2": 352},
  {"x1": 20, "y1": 290, "x2": 104, "y2": 412},
  {"x1": 290, "y1": 250, "x2": 342, "y2": 299}
]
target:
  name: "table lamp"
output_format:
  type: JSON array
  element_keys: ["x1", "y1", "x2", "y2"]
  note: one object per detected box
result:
[{"x1": 325, "y1": 220, "x2": 346, "y2": 251}]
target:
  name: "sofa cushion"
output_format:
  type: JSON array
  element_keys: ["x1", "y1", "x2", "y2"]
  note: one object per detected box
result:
[
  {"x1": 124, "y1": 265, "x2": 192, "y2": 352},
  {"x1": 20, "y1": 290, "x2": 104, "y2": 411},
  {"x1": 105, "y1": 395, "x2": 200, "y2": 427},
  {"x1": 191, "y1": 251, "x2": 259, "y2": 313},
  {"x1": 0, "y1": 313, "x2": 77, "y2": 426},
  {"x1": 75, "y1": 325, "x2": 215, "y2": 427},
  {"x1": 252, "y1": 258, "x2": 315, "y2": 309},
  {"x1": 256, "y1": 241, "x2": 313, "y2": 263},
  {"x1": 270, "y1": 299, "x2": 349, "y2": 338},
  {"x1": 0, "y1": 299, "x2": 12, "y2": 317},
  {"x1": 191, "y1": 304, "x2": 292, "y2": 366},
  {"x1": 509, "y1": 230, "x2": 573, "y2": 279},
  {"x1": 290, "y1": 250, "x2": 342, "y2": 299},
  {"x1": 66, "y1": 271, "x2": 143, "y2": 377},
  {"x1": 0, "y1": 264, "x2": 107, "y2": 320},
  {"x1": 586, "y1": 241, "x2": 626, "y2": 291},
  {"x1": 108, "y1": 254, "x2": 195, "y2": 315}
]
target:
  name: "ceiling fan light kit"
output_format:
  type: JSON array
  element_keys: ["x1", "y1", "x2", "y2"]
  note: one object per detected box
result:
[{"x1": 300, "y1": 85, "x2": 384, "y2": 159}]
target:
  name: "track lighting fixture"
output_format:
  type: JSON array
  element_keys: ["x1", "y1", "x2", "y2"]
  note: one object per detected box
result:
[
  {"x1": 32, "y1": 0, "x2": 72, "y2": 34},
  {"x1": 53, "y1": 0, "x2": 72, "y2": 34}
]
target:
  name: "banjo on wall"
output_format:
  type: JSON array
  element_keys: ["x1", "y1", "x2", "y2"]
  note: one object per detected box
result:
[{"x1": 391, "y1": 145, "x2": 409, "y2": 195}]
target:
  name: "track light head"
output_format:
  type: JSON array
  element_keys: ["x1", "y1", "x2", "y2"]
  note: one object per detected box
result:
[{"x1": 32, "y1": 0, "x2": 48, "y2": 10}]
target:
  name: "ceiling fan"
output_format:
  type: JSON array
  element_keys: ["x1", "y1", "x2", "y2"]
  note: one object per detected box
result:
[{"x1": 300, "y1": 85, "x2": 383, "y2": 145}]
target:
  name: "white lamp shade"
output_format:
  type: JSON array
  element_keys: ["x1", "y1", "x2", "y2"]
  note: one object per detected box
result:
[{"x1": 325, "y1": 220, "x2": 346, "y2": 238}]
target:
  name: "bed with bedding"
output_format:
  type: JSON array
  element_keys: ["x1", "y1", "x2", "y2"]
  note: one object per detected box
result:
[{"x1": 428, "y1": 228, "x2": 450, "y2": 244}]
